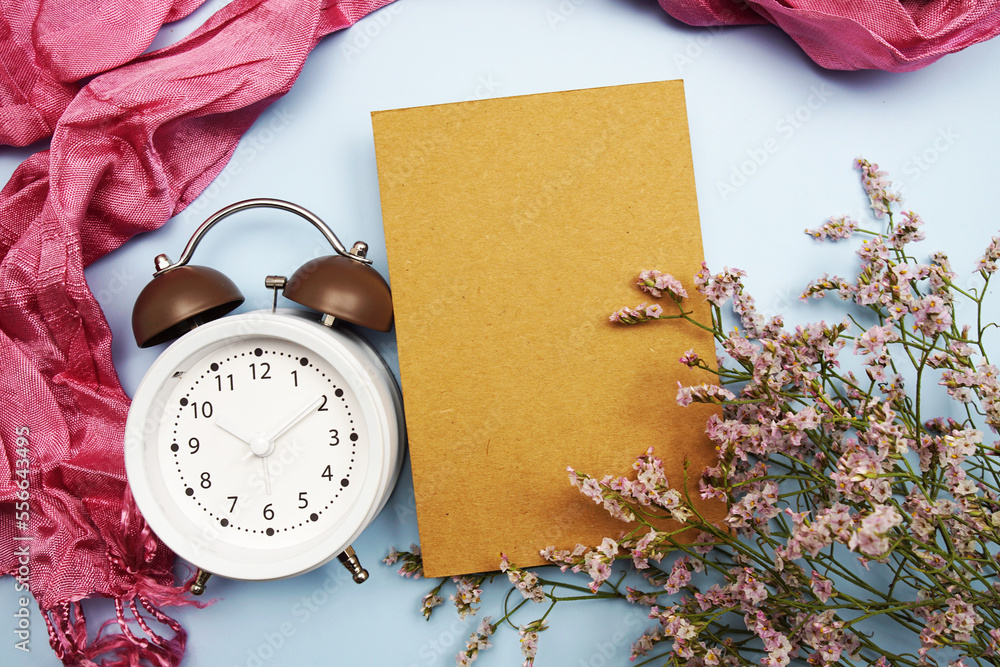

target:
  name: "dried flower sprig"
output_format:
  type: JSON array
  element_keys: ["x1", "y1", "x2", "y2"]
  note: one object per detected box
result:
[
  {"x1": 390, "y1": 159, "x2": 1000, "y2": 667},
  {"x1": 383, "y1": 543, "x2": 424, "y2": 578}
]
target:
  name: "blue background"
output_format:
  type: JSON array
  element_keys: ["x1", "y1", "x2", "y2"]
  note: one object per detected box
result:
[{"x1": 3, "y1": 0, "x2": 1000, "y2": 665}]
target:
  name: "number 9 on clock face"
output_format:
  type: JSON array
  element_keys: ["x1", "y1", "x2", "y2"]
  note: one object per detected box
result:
[{"x1": 125, "y1": 310, "x2": 405, "y2": 581}]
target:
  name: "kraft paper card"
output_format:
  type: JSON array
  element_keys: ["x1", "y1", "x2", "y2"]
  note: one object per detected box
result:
[{"x1": 372, "y1": 80, "x2": 722, "y2": 577}]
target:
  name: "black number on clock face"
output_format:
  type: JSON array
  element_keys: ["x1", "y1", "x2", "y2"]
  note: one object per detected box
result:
[
  {"x1": 164, "y1": 339, "x2": 361, "y2": 538},
  {"x1": 189, "y1": 401, "x2": 213, "y2": 419},
  {"x1": 250, "y1": 362, "x2": 271, "y2": 380}
]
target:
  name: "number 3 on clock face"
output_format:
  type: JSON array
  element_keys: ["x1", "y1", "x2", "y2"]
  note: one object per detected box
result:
[{"x1": 125, "y1": 310, "x2": 405, "y2": 581}]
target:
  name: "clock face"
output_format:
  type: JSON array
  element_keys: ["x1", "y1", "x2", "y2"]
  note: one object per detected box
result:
[
  {"x1": 125, "y1": 311, "x2": 404, "y2": 580},
  {"x1": 160, "y1": 337, "x2": 366, "y2": 545}
]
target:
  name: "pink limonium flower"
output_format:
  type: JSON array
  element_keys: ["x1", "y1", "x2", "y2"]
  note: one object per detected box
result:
[
  {"x1": 911, "y1": 293, "x2": 953, "y2": 336},
  {"x1": 725, "y1": 481, "x2": 781, "y2": 533},
  {"x1": 578, "y1": 538, "x2": 619, "y2": 593},
  {"x1": 847, "y1": 505, "x2": 902, "y2": 557},
  {"x1": 609, "y1": 302, "x2": 666, "y2": 324},
  {"x1": 638, "y1": 269, "x2": 688, "y2": 301},
  {"x1": 801, "y1": 273, "x2": 855, "y2": 301},
  {"x1": 567, "y1": 467, "x2": 636, "y2": 522},
  {"x1": 694, "y1": 262, "x2": 747, "y2": 306},
  {"x1": 679, "y1": 348, "x2": 700, "y2": 367},
  {"x1": 517, "y1": 619, "x2": 546, "y2": 667},
  {"x1": 676, "y1": 381, "x2": 737, "y2": 407},
  {"x1": 450, "y1": 575, "x2": 485, "y2": 619},
  {"x1": 735, "y1": 567, "x2": 768, "y2": 606},
  {"x1": 629, "y1": 625, "x2": 665, "y2": 661},
  {"x1": 605, "y1": 446, "x2": 694, "y2": 523},
  {"x1": 798, "y1": 609, "x2": 860, "y2": 664},
  {"x1": 384, "y1": 544, "x2": 424, "y2": 578},
  {"x1": 629, "y1": 528, "x2": 662, "y2": 569},
  {"x1": 855, "y1": 157, "x2": 902, "y2": 217},
  {"x1": 540, "y1": 536, "x2": 620, "y2": 593},
  {"x1": 977, "y1": 235, "x2": 1000, "y2": 274},
  {"x1": 805, "y1": 214, "x2": 858, "y2": 241},
  {"x1": 889, "y1": 210, "x2": 926, "y2": 248},
  {"x1": 456, "y1": 617, "x2": 494, "y2": 666},
  {"x1": 810, "y1": 572, "x2": 833, "y2": 603},
  {"x1": 662, "y1": 556, "x2": 694, "y2": 595},
  {"x1": 500, "y1": 554, "x2": 546, "y2": 603},
  {"x1": 421, "y1": 591, "x2": 443, "y2": 620},
  {"x1": 938, "y1": 428, "x2": 982, "y2": 468},
  {"x1": 854, "y1": 324, "x2": 899, "y2": 360}
]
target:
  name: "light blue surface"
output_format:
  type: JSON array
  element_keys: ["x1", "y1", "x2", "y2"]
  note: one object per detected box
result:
[{"x1": 3, "y1": 0, "x2": 1000, "y2": 664}]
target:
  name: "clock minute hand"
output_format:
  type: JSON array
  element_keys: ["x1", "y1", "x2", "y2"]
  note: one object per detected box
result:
[{"x1": 263, "y1": 395, "x2": 324, "y2": 444}]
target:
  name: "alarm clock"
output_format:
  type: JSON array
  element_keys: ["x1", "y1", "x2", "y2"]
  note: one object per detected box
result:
[{"x1": 123, "y1": 199, "x2": 405, "y2": 593}]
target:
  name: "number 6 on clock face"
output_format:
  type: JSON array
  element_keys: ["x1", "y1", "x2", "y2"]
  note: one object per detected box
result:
[{"x1": 125, "y1": 310, "x2": 405, "y2": 581}]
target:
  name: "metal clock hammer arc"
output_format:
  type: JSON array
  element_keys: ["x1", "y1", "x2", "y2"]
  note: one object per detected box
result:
[{"x1": 152, "y1": 198, "x2": 373, "y2": 275}]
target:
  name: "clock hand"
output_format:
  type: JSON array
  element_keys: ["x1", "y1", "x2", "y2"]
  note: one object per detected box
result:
[
  {"x1": 216, "y1": 414, "x2": 256, "y2": 447},
  {"x1": 240, "y1": 450, "x2": 273, "y2": 495},
  {"x1": 237, "y1": 396, "x2": 322, "y2": 497},
  {"x1": 262, "y1": 395, "x2": 324, "y2": 445}
]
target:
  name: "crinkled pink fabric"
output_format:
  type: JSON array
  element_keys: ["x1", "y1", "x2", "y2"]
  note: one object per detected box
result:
[
  {"x1": 658, "y1": 0, "x2": 1000, "y2": 71},
  {"x1": 0, "y1": 0, "x2": 207, "y2": 146},
  {"x1": 0, "y1": 0, "x2": 394, "y2": 665}
]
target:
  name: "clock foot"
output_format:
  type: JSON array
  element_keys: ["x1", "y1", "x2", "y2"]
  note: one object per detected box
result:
[
  {"x1": 337, "y1": 546, "x2": 369, "y2": 584},
  {"x1": 190, "y1": 569, "x2": 213, "y2": 595}
]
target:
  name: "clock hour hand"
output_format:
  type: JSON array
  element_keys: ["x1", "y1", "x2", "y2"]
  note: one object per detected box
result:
[
  {"x1": 262, "y1": 395, "x2": 324, "y2": 445},
  {"x1": 215, "y1": 414, "x2": 256, "y2": 447}
]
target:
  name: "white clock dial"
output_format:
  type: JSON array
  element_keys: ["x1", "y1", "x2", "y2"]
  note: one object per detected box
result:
[
  {"x1": 125, "y1": 310, "x2": 404, "y2": 581},
  {"x1": 160, "y1": 338, "x2": 366, "y2": 544}
]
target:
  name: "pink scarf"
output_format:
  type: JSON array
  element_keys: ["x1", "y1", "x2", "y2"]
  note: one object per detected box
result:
[
  {"x1": 1, "y1": 0, "x2": 998, "y2": 665},
  {"x1": 0, "y1": 1, "x2": 392, "y2": 664},
  {"x1": 658, "y1": 0, "x2": 1000, "y2": 71}
]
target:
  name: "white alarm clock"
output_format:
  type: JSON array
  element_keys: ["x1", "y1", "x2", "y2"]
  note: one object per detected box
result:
[{"x1": 124, "y1": 199, "x2": 405, "y2": 593}]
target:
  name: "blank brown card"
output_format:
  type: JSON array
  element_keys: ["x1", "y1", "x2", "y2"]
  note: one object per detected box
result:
[{"x1": 372, "y1": 80, "x2": 721, "y2": 577}]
